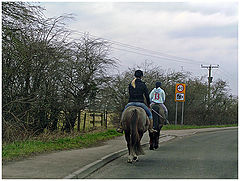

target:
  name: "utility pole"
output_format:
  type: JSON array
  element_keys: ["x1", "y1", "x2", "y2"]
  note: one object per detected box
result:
[{"x1": 201, "y1": 64, "x2": 219, "y2": 106}]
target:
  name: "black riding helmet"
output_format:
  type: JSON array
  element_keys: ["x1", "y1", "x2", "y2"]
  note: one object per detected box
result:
[
  {"x1": 134, "y1": 70, "x2": 143, "y2": 78},
  {"x1": 156, "y1": 82, "x2": 162, "y2": 88}
]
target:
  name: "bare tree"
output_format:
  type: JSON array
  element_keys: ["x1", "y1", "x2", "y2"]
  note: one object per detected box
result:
[
  {"x1": 59, "y1": 34, "x2": 116, "y2": 132},
  {"x1": 2, "y1": 2, "x2": 74, "y2": 140}
]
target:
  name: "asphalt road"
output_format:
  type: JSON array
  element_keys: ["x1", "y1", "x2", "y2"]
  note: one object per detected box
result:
[{"x1": 86, "y1": 128, "x2": 238, "y2": 179}]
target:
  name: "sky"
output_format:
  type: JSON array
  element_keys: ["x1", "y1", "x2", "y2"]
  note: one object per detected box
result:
[{"x1": 39, "y1": 1, "x2": 238, "y2": 96}]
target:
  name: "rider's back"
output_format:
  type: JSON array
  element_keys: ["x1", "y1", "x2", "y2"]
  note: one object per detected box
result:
[{"x1": 128, "y1": 78, "x2": 150, "y2": 106}]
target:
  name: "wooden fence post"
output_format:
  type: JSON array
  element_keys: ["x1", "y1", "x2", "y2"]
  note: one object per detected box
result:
[
  {"x1": 83, "y1": 112, "x2": 86, "y2": 131},
  {"x1": 101, "y1": 113, "x2": 103, "y2": 126},
  {"x1": 92, "y1": 113, "x2": 95, "y2": 128},
  {"x1": 105, "y1": 111, "x2": 108, "y2": 128},
  {"x1": 77, "y1": 110, "x2": 81, "y2": 131}
]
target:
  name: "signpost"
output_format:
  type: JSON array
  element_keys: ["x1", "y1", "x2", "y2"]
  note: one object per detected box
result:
[{"x1": 175, "y1": 83, "x2": 186, "y2": 125}]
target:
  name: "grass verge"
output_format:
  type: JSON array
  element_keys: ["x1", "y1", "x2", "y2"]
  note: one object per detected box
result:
[
  {"x1": 2, "y1": 129, "x2": 122, "y2": 162},
  {"x1": 162, "y1": 124, "x2": 238, "y2": 130},
  {"x1": 2, "y1": 124, "x2": 237, "y2": 162}
]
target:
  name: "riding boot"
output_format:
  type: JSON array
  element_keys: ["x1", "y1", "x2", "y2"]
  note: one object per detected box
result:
[
  {"x1": 116, "y1": 122, "x2": 123, "y2": 133},
  {"x1": 148, "y1": 118, "x2": 157, "y2": 133}
]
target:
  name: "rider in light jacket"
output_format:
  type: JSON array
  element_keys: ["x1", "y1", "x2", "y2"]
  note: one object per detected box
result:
[{"x1": 149, "y1": 82, "x2": 168, "y2": 121}]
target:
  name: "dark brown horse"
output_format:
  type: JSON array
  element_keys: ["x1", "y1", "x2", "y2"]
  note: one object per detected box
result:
[
  {"x1": 121, "y1": 106, "x2": 149, "y2": 163},
  {"x1": 149, "y1": 103, "x2": 165, "y2": 150}
]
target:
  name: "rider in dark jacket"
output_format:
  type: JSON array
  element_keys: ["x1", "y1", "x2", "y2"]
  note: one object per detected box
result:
[
  {"x1": 128, "y1": 77, "x2": 151, "y2": 106},
  {"x1": 116, "y1": 70, "x2": 156, "y2": 133}
]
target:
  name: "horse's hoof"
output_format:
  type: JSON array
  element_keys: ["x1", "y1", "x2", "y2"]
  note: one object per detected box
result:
[
  {"x1": 127, "y1": 159, "x2": 133, "y2": 163},
  {"x1": 133, "y1": 156, "x2": 139, "y2": 162}
]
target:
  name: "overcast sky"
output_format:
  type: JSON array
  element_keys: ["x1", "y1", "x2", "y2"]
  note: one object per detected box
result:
[{"x1": 39, "y1": 1, "x2": 238, "y2": 96}]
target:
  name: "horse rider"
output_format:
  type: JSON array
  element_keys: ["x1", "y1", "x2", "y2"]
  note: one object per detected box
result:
[
  {"x1": 149, "y1": 81, "x2": 169, "y2": 124},
  {"x1": 116, "y1": 69, "x2": 157, "y2": 133}
]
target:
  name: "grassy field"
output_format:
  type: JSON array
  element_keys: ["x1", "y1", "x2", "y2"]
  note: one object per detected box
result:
[{"x1": 2, "y1": 124, "x2": 237, "y2": 162}]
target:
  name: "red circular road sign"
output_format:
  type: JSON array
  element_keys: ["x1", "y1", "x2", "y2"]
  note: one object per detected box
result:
[{"x1": 176, "y1": 84, "x2": 185, "y2": 92}]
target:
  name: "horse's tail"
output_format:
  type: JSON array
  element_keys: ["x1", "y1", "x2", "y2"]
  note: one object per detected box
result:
[
  {"x1": 130, "y1": 109, "x2": 139, "y2": 146},
  {"x1": 130, "y1": 109, "x2": 144, "y2": 155}
]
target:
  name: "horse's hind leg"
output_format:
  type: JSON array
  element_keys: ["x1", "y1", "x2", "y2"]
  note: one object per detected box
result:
[
  {"x1": 132, "y1": 131, "x2": 144, "y2": 162},
  {"x1": 149, "y1": 132, "x2": 154, "y2": 150},
  {"x1": 150, "y1": 104, "x2": 160, "y2": 150},
  {"x1": 128, "y1": 149, "x2": 134, "y2": 163},
  {"x1": 154, "y1": 131, "x2": 159, "y2": 149},
  {"x1": 155, "y1": 125, "x2": 163, "y2": 149},
  {"x1": 125, "y1": 131, "x2": 130, "y2": 155},
  {"x1": 125, "y1": 132, "x2": 133, "y2": 163},
  {"x1": 137, "y1": 131, "x2": 144, "y2": 155}
]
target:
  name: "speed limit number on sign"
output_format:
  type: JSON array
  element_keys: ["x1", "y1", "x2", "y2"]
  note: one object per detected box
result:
[{"x1": 175, "y1": 83, "x2": 186, "y2": 102}]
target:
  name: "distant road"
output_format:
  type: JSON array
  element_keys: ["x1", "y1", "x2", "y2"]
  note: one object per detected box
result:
[{"x1": 87, "y1": 128, "x2": 238, "y2": 179}]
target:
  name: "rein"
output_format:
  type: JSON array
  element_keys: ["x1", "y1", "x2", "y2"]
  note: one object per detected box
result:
[{"x1": 151, "y1": 108, "x2": 170, "y2": 124}]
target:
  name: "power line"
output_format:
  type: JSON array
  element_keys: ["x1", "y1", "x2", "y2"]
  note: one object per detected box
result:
[
  {"x1": 111, "y1": 46, "x2": 200, "y2": 65},
  {"x1": 71, "y1": 30, "x2": 209, "y2": 65},
  {"x1": 71, "y1": 30, "x2": 234, "y2": 81},
  {"x1": 218, "y1": 67, "x2": 235, "y2": 78},
  {"x1": 109, "y1": 39, "x2": 205, "y2": 64}
]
